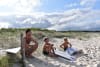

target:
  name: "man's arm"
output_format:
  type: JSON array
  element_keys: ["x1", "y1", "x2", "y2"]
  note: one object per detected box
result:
[{"x1": 23, "y1": 38, "x2": 29, "y2": 49}]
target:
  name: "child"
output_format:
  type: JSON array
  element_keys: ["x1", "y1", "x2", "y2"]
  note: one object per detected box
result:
[
  {"x1": 60, "y1": 37, "x2": 82, "y2": 55},
  {"x1": 60, "y1": 37, "x2": 72, "y2": 51},
  {"x1": 43, "y1": 37, "x2": 56, "y2": 57}
]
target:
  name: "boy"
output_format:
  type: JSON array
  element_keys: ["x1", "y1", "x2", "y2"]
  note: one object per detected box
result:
[
  {"x1": 60, "y1": 37, "x2": 82, "y2": 55},
  {"x1": 24, "y1": 29, "x2": 38, "y2": 57},
  {"x1": 43, "y1": 37, "x2": 56, "y2": 57},
  {"x1": 60, "y1": 37, "x2": 72, "y2": 51}
]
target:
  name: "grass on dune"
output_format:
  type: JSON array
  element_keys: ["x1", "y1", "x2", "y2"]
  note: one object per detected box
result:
[
  {"x1": 0, "y1": 28, "x2": 100, "y2": 67},
  {"x1": 0, "y1": 55, "x2": 15, "y2": 67},
  {"x1": 0, "y1": 28, "x2": 100, "y2": 49}
]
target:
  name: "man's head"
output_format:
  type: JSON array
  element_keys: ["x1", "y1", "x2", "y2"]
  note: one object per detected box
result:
[
  {"x1": 44, "y1": 37, "x2": 49, "y2": 43},
  {"x1": 25, "y1": 29, "x2": 32, "y2": 38}
]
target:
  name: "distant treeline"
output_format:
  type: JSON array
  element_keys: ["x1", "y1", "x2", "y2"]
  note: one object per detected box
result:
[
  {"x1": 0, "y1": 28, "x2": 100, "y2": 33},
  {"x1": 58, "y1": 31, "x2": 100, "y2": 33},
  {"x1": 0, "y1": 28, "x2": 56, "y2": 33}
]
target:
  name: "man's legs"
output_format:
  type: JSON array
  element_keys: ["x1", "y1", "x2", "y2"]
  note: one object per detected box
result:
[
  {"x1": 25, "y1": 44, "x2": 38, "y2": 57},
  {"x1": 29, "y1": 44, "x2": 38, "y2": 55}
]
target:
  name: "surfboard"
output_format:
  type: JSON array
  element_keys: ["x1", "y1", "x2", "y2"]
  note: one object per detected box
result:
[
  {"x1": 5, "y1": 47, "x2": 21, "y2": 54},
  {"x1": 54, "y1": 49, "x2": 76, "y2": 61}
]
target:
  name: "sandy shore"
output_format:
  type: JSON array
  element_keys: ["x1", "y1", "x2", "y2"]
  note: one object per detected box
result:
[
  {"x1": 1, "y1": 36, "x2": 100, "y2": 67},
  {"x1": 22, "y1": 37, "x2": 100, "y2": 67}
]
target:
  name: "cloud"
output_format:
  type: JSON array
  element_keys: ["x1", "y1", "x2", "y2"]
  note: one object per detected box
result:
[
  {"x1": 64, "y1": 0, "x2": 97, "y2": 10},
  {"x1": 0, "y1": 9, "x2": 100, "y2": 31},
  {"x1": 48, "y1": 9, "x2": 100, "y2": 31},
  {"x1": 0, "y1": 22, "x2": 11, "y2": 29},
  {"x1": 0, "y1": 0, "x2": 18, "y2": 6},
  {"x1": 0, "y1": 0, "x2": 41, "y2": 14},
  {"x1": 14, "y1": 15, "x2": 52, "y2": 28},
  {"x1": 65, "y1": 3, "x2": 78, "y2": 8},
  {"x1": 80, "y1": 0, "x2": 96, "y2": 9},
  {"x1": 15, "y1": 0, "x2": 41, "y2": 13},
  {"x1": 7, "y1": 9, "x2": 100, "y2": 31}
]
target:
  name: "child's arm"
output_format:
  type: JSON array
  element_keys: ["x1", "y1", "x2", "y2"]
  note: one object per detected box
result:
[
  {"x1": 51, "y1": 45, "x2": 55, "y2": 54},
  {"x1": 60, "y1": 44, "x2": 64, "y2": 49},
  {"x1": 68, "y1": 42, "x2": 72, "y2": 47},
  {"x1": 48, "y1": 47, "x2": 52, "y2": 54}
]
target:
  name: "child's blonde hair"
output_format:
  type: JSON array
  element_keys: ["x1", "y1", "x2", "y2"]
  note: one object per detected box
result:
[
  {"x1": 43, "y1": 37, "x2": 49, "y2": 41},
  {"x1": 63, "y1": 37, "x2": 67, "y2": 40}
]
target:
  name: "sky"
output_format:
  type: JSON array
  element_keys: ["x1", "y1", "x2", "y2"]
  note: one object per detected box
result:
[
  {"x1": 0, "y1": 0, "x2": 100, "y2": 31},
  {"x1": 0, "y1": 0, "x2": 99, "y2": 13}
]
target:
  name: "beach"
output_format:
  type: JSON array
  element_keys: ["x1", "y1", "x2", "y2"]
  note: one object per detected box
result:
[
  {"x1": 24, "y1": 37, "x2": 100, "y2": 67},
  {"x1": 0, "y1": 30, "x2": 100, "y2": 67}
]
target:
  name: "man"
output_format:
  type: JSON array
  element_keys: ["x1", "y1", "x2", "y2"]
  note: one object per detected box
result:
[{"x1": 24, "y1": 29, "x2": 38, "y2": 57}]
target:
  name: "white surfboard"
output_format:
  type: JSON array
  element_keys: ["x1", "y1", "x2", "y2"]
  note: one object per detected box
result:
[
  {"x1": 5, "y1": 47, "x2": 21, "y2": 54},
  {"x1": 54, "y1": 49, "x2": 76, "y2": 61}
]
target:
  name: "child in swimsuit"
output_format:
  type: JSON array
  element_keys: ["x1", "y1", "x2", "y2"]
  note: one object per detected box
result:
[
  {"x1": 60, "y1": 37, "x2": 82, "y2": 55},
  {"x1": 60, "y1": 37, "x2": 72, "y2": 51},
  {"x1": 43, "y1": 37, "x2": 56, "y2": 57}
]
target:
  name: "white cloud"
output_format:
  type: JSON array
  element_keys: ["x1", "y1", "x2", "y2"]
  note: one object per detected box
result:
[
  {"x1": 80, "y1": 0, "x2": 96, "y2": 9},
  {"x1": 59, "y1": 15, "x2": 78, "y2": 23},
  {"x1": 15, "y1": 0, "x2": 41, "y2": 13},
  {"x1": 0, "y1": 22, "x2": 11, "y2": 29},
  {"x1": 0, "y1": 9, "x2": 100, "y2": 31},
  {"x1": 65, "y1": 3, "x2": 78, "y2": 8},
  {"x1": 0, "y1": 0, "x2": 18, "y2": 6},
  {"x1": 47, "y1": 9, "x2": 100, "y2": 31},
  {"x1": 64, "y1": 0, "x2": 96, "y2": 10},
  {"x1": 0, "y1": 0, "x2": 41, "y2": 14}
]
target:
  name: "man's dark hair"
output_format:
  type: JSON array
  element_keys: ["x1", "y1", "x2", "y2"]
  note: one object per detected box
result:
[{"x1": 26, "y1": 29, "x2": 31, "y2": 34}]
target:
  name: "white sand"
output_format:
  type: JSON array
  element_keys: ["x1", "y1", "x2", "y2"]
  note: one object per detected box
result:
[
  {"x1": 24, "y1": 37, "x2": 100, "y2": 67},
  {"x1": 1, "y1": 37, "x2": 100, "y2": 67}
]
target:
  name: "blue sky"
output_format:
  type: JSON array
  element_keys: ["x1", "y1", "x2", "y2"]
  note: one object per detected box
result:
[
  {"x1": 93, "y1": 0, "x2": 100, "y2": 9},
  {"x1": 38, "y1": 0, "x2": 81, "y2": 12},
  {"x1": 0, "y1": 0, "x2": 99, "y2": 13},
  {"x1": 0, "y1": 0, "x2": 100, "y2": 31}
]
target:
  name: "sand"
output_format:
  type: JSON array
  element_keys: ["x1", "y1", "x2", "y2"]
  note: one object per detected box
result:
[
  {"x1": 21, "y1": 37, "x2": 100, "y2": 67},
  {"x1": 1, "y1": 36, "x2": 100, "y2": 67}
]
